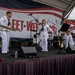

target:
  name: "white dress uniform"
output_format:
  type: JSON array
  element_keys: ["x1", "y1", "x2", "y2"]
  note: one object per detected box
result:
[
  {"x1": 0, "y1": 16, "x2": 11, "y2": 53},
  {"x1": 65, "y1": 33, "x2": 74, "y2": 49},
  {"x1": 38, "y1": 24, "x2": 54, "y2": 52}
]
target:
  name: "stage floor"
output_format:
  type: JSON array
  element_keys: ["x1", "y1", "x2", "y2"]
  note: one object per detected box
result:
[
  {"x1": 0, "y1": 48, "x2": 75, "y2": 75},
  {"x1": 0, "y1": 48, "x2": 68, "y2": 62}
]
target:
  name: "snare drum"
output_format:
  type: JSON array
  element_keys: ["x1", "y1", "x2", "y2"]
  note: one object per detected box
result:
[
  {"x1": 48, "y1": 33, "x2": 54, "y2": 40},
  {"x1": 33, "y1": 34, "x2": 40, "y2": 44}
]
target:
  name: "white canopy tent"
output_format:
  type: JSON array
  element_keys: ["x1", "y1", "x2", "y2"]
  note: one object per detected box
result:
[
  {"x1": 33, "y1": 0, "x2": 75, "y2": 20},
  {"x1": 68, "y1": 7, "x2": 75, "y2": 19}
]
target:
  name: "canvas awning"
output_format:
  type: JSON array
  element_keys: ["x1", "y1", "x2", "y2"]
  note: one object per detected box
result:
[
  {"x1": 33, "y1": 0, "x2": 75, "y2": 19},
  {"x1": 0, "y1": 0, "x2": 75, "y2": 19}
]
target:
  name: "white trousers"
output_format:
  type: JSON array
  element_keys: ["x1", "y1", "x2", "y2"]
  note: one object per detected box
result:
[
  {"x1": 65, "y1": 33, "x2": 74, "y2": 49},
  {"x1": 0, "y1": 31, "x2": 10, "y2": 53},
  {"x1": 40, "y1": 34, "x2": 48, "y2": 51}
]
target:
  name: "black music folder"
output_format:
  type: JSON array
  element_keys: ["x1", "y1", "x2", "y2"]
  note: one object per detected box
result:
[{"x1": 59, "y1": 23, "x2": 70, "y2": 32}]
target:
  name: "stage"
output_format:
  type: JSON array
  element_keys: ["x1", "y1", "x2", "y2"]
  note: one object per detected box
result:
[
  {"x1": 0, "y1": 48, "x2": 75, "y2": 75},
  {"x1": 0, "y1": 48, "x2": 65, "y2": 62}
]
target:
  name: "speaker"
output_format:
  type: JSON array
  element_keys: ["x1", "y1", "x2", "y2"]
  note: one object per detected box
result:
[
  {"x1": 65, "y1": 46, "x2": 75, "y2": 54},
  {"x1": 18, "y1": 47, "x2": 37, "y2": 58}
]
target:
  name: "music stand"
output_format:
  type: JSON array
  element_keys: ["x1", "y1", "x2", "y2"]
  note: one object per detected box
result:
[
  {"x1": 59, "y1": 23, "x2": 70, "y2": 32},
  {"x1": 57, "y1": 23, "x2": 70, "y2": 54},
  {"x1": 28, "y1": 14, "x2": 40, "y2": 47}
]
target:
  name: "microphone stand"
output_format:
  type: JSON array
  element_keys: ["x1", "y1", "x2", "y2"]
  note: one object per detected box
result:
[
  {"x1": 29, "y1": 14, "x2": 42, "y2": 25},
  {"x1": 56, "y1": 20, "x2": 63, "y2": 54},
  {"x1": 47, "y1": 20, "x2": 56, "y2": 26},
  {"x1": 29, "y1": 14, "x2": 40, "y2": 46},
  {"x1": 48, "y1": 20, "x2": 63, "y2": 54},
  {"x1": 47, "y1": 20, "x2": 55, "y2": 49}
]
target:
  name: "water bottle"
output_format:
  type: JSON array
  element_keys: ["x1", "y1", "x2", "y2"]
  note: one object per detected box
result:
[{"x1": 15, "y1": 51, "x2": 18, "y2": 58}]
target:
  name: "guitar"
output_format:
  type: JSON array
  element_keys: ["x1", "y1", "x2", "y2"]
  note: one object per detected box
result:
[
  {"x1": 66, "y1": 30, "x2": 71, "y2": 35},
  {"x1": 66, "y1": 26, "x2": 75, "y2": 35},
  {"x1": 0, "y1": 25, "x2": 22, "y2": 32},
  {"x1": 58, "y1": 39, "x2": 64, "y2": 48}
]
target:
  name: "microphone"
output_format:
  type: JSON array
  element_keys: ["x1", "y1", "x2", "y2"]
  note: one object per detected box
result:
[{"x1": 28, "y1": 13, "x2": 33, "y2": 16}]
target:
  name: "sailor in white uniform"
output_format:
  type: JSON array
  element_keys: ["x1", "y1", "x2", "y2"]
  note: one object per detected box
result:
[
  {"x1": 0, "y1": 11, "x2": 12, "y2": 53},
  {"x1": 65, "y1": 33, "x2": 74, "y2": 49},
  {"x1": 38, "y1": 19, "x2": 54, "y2": 52},
  {"x1": 65, "y1": 29, "x2": 75, "y2": 49}
]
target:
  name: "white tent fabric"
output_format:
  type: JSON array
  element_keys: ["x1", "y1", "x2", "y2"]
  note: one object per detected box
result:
[
  {"x1": 68, "y1": 7, "x2": 75, "y2": 19},
  {"x1": 33, "y1": 0, "x2": 75, "y2": 19}
]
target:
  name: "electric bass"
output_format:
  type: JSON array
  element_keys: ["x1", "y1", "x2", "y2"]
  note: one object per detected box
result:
[
  {"x1": 66, "y1": 26, "x2": 75, "y2": 35},
  {"x1": 0, "y1": 25, "x2": 22, "y2": 32}
]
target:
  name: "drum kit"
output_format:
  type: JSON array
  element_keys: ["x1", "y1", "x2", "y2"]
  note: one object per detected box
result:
[
  {"x1": 28, "y1": 13, "x2": 65, "y2": 50},
  {"x1": 31, "y1": 30, "x2": 54, "y2": 47},
  {"x1": 30, "y1": 30, "x2": 40, "y2": 44},
  {"x1": 30, "y1": 28, "x2": 65, "y2": 51}
]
